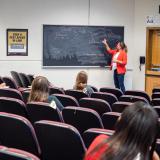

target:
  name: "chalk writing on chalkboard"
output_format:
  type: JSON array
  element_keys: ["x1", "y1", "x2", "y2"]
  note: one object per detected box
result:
[{"x1": 43, "y1": 25, "x2": 124, "y2": 67}]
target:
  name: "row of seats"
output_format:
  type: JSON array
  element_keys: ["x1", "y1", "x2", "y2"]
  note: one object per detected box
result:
[
  {"x1": 0, "y1": 87, "x2": 160, "y2": 118},
  {"x1": 0, "y1": 111, "x2": 160, "y2": 160},
  {"x1": 3, "y1": 71, "x2": 160, "y2": 107},
  {"x1": 0, "y1": 97, "x2": 120, "y2": 131}
]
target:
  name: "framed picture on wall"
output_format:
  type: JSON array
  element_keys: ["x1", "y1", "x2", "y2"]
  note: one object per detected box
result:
[{"x1": 7, "y1": 29, "x2": 28, "y2": 56}]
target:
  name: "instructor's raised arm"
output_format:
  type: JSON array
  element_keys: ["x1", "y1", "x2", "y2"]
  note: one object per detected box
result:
[{"x1": 102, "y1": 39, "x2": 111, "y2": 51}]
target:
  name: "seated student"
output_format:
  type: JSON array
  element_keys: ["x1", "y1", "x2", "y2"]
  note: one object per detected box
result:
[
  {"x1": 28, "y1": 76, "x2": 64, "y2": 111},
  {"x1": 74, "y1": 71, "x2": 94, "y2": 97},
  {"x1": 84, "y1": 101, "x2": 160, "y2": 160}
]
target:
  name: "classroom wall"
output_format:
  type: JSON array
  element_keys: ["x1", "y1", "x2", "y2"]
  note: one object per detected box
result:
[
  {"x1": 133, "y1": 0, "x2": 160, "y2": 90},
  {"x1": 0, "y1": 0, "x2": 158, "y2": 90}
]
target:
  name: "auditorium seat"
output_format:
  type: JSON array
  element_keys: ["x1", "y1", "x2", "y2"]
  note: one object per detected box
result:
[
  {"x1": 102, "y1": 112, "x2": 121, "y2": 130},
  {"x1": 0, "y1": 97, "x2": 28, "y2": 118},
  {"x1": 22, "y1": 90, "x2": 30, "y2": 103},
  {"x1": 11, "y1": 71, "x2": 24, "y2": 88},
  {"x1": 91, "y1": 92, "x2": 118, "y2": 106},
  {"x1": 0, "y1": 112, "x2": 41, "y2": 156},
  {"x1": 49, "y1": 87, "x2": 65, "y2": 95},
  {"x1": 112, "y1": 101, "x2": 133, "y2": 113},
  {"x1": 27, "y1": 74, "x2": 34, "y2": 84},
  {"x1": 35, "y1": 120, "x2": 86, "y2": 160},
  {"x1": 54, "y1": 94, "x2": 79, "y2": 107},
  {"x1": 2, "y1": 76, "x2": 19, "y2": 89},
  {"x1": 99, "y1": 87, "x2": 123, "y2": 99},
  {"x1": 27, "y1": 102, "x2": 63, "y2": 124},
  {"x1": 119, "y1": 95, "x2": 148, "y2": 103},
  {"x1": 0, "y1": 146, "x2": 40, "y2": 160},
  {"x1": 79, "y1": 97, "x2": 111, "y2": 116},
  {"x1": 152, "y1": 98, "x2": 160, "y2": 106},
  {"x1": 19, "y1": 73, "x2": 31, "y2": 88},
  {"x1": 65, "y1": 89, "x2": 88, "y2": 101},
  {"x1": 83, "y1": 128, "x2": 114, "y2": 148},
  {"x1": 153, "y1": 88, "x2": 160, "y2": 93},
  {"x1": 62, "y1": 106, "x2": 103, "y2": 134},
  {"x1": 125, "y1": 90, "x2": 150, "y2": 103},
  {"x1": 0, "y1": 88, "x2": 24, "y2": 101},
  {"x1": 152, "y1": 93, "x2": 160, "y2": 99}
]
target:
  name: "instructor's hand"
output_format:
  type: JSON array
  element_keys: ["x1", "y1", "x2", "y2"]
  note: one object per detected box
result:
[{"x1": 102, "y1": 39, "x2": 107, "y2": 45}]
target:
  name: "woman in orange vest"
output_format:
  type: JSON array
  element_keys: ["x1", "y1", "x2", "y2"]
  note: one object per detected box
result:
[{"x1": 102, "y1": 39, "x2": 127, "y2": 93}]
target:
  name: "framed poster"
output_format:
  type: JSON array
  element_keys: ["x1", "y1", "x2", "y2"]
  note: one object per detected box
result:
[{"x1": 7, "y1": 29, "x2": 28, "y2": 56}]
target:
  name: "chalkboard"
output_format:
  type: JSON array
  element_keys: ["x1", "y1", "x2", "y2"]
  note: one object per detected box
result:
[{"x1": 43, "y1": 25, "x2": 124, "y2": 67}]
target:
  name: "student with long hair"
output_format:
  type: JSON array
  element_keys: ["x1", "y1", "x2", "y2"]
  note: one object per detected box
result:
[
  {"x1": 74, "y1": 71, "x2": 94, "y2": 97},
  {"x1": 84, "y1": 101, "x2": 160, "y2": 160},
  {"x1": 102, "y1": 39, "x2": 127, "y2": 93},
  {"x1": 28, "y1": 76, "x2": 64, "y2": 111}
]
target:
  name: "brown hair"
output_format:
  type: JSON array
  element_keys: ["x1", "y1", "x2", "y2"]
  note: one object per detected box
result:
[
  {"x1": 85, "y1": 102, "x2": 159, "y2": 160},
  {"x1": 119, "y1": 41, "x2": 128, "y2": 53},
  {"x1": 28, "y1": 76, "x2": 50, "y2": 102},
  {"x1": 74, "y1": 71, "x2": 88, "y2": 90}
]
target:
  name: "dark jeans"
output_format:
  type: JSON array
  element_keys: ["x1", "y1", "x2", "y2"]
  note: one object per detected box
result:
[{"x1": 114, "y1": 69, "x2": 125, "y2": 93}]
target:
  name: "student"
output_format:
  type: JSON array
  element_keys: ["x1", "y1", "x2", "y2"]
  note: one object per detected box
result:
[
  {"x1": 102, "y1": 39, "x2": 127, "y2": 93},
  {"x1": 28, "y1": 76, "x2": 64, "y2": 111},
  {"x1": 84, "y1": 101, "x2": 160, "y2": 160},
  {"x1": 74, "y1": 71, "x2": 94, "y2": 97}
]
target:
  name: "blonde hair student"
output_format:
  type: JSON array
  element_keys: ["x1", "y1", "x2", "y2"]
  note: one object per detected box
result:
[
  {"x1": 28, "y1": 76, "x2": 64, "y2": 111},
  {"x1": 74, "y1": 71, "x2": 94, "y2": 96}
]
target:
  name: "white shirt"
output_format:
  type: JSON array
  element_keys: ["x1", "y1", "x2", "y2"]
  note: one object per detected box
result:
[{"x1": 112, "y1": 52, "x2": 120, "y2": 70}]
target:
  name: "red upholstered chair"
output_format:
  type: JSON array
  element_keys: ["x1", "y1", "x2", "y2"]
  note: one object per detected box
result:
[
  {"x1": 119, "y1": 95, "x2": 148, "y2": 103},
  {"x1": 27, "y1": 74, "x2": 34, "y2": 84},
  {"x1": 112, "y1": 101, "x2": 133, "y2": 113},
  {"x1": 11, "y1": 71, "x2": 24, "y2": 88},
  {"x1": 83, "y1": 128, "x2": 114, "y2": 148},
  {"x1": 62, "y1": 106, "x2": 103, "y2": 134},
  {"x1": 27, "y1": 102, "x2": 63, "y2": 124},
  {"x1": 35, "y1": 120, "x2": 86, "y2": 160},
  {"x1": 0, "y1": 146, "x2": 40, "y2": 160},
  {"x1": 152, "y1": 93, "x2": 160, "y2": 99},
  {"x1": 65, "y1": 89, "x2": 88, "y2": 101},
  {"x1": 2, "y1": 77, "x2": 19, "y2": 89},
  {"x1": 19, "y1": 73, "x2": 31, "y2": 88},
  {"x1": 54, "y1": 94, "x2": 80, "y2": 107},
  {"x1": 153, "y1": 88, "x2": 160, "y2": 93},
  {"x1": 102, "y1": 112, "x2": 121, "y2": 130},
  {"x1": 79, "y1": 97, "x2": 111, "y2": 116},
  {"x1": 0, "y1": 97, "x2": 28, "y2": 118},
  {"x1": 125, "y1": 90, "x2": 150, "y2": 103},
  {"x1": 91, "y1": 92, "x2": 118, "y2": 106},
  {"x1": 152, "y1": 98, "x2": 160, "y2": 106},
  {"x1": 49, "y1": 87, "x2": 65, "y2": 95},
  {"x1": 99, "y1": 87, "x2": 123, "y2": 99},
  {"x1": 0, "y1": 88, "x2": 23, "y2": 101},
  {"x1": 0, "y1": 112, "x2": 41, "y2": 156}
]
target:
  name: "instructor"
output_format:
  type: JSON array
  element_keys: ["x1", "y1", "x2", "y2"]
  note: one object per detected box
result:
[{"x1": 102, "y1": 39, "x2": 127, "y2": 93}]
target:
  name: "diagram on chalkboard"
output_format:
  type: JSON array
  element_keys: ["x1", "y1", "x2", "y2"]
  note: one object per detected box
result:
[{"x1": 43, "y1": 25, "x2": 124, "y2": 67}]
